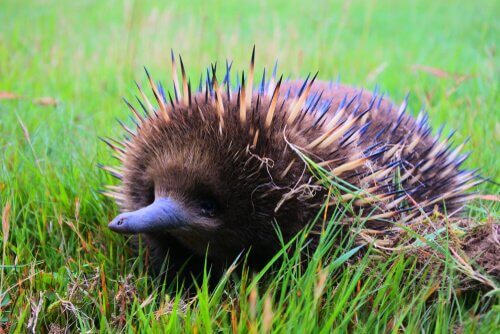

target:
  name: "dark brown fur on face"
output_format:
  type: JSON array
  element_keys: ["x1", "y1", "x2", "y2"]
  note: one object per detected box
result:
[{"x1": 101, "y1": 51, "x2": 479, "y2": 280}]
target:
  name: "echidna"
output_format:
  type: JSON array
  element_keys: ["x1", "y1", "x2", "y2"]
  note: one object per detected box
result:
[{"x1": 101, "y1": 48, "x2": 481, "y2": 278}]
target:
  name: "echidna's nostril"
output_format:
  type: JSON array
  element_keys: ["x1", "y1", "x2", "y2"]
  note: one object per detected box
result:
[{"x1": 108, "y1": 215, "x2": 129, "y2": 233}]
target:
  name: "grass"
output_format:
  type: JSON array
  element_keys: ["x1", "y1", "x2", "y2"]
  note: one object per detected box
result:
[{"x1": 0, "y1": 0, "x2": 499, "y2": 332}]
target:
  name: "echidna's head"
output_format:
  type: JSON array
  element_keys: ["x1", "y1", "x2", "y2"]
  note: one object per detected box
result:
[{"x1": 106, "y1": 75, "x2": 319, "y2": 262}]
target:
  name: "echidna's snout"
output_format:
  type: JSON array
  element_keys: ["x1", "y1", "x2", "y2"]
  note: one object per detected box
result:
[{"x1": 108, "y1": 197, "x2": 189, "y2": 234}]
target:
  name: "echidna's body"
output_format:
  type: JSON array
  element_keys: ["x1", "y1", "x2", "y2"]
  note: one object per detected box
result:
[{"x1": 102, "y1": 50, "x2": 479, "y2": 277}]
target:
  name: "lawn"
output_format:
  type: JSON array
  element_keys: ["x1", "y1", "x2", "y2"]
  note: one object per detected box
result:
[{"x1": 0, "y1": 0, "x2": 498, "y2": 332}]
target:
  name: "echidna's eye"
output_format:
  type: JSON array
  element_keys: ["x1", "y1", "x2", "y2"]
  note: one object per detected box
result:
[{"x1": 199, "y1": 198, "x2": 218, "y2": 217}]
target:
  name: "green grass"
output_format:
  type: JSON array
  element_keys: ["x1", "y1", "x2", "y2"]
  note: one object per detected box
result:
[{"x1": 0, "y1": 0, "x2": 499, "y2": 332}]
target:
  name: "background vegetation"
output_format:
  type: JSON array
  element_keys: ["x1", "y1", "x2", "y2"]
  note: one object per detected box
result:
[{"x1": 0, "y1": 0, "x2": 498, "y2": 332}]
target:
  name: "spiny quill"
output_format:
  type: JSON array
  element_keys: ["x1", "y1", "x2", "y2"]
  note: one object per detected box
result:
[{"x1": 100, "y1": 48, "x2": 490, "y2": 283}]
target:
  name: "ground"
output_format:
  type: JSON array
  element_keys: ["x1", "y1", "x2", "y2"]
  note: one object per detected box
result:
[{"x1": 0, "y1": 0, "x2": 498, "y2": 332}]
